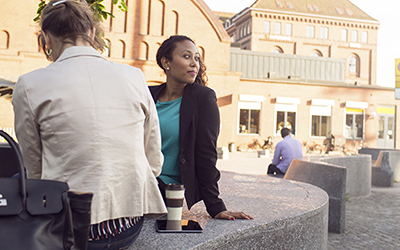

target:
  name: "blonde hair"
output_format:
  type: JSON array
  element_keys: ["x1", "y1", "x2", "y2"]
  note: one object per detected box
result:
[{"x1": 37, "y1": 0, "x2": 105, "y2": 60}]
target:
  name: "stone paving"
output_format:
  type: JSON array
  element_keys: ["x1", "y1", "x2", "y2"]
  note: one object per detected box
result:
[
  {"x1": 327, "y1": 184, "x2": 400, "y2": 250},
  {"x1": 216, "y1": 151, "x2": 400, "y2": 250}
]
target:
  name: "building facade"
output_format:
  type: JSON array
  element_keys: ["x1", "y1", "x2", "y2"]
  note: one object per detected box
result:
[{"x1": 0, "y1": 0, "x2": 399, "y2": 150}]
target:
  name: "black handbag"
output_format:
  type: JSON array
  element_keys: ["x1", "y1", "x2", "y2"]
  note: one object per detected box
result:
[{"x1": 0, "y1": 130, "x2": 93, "y2": 250}]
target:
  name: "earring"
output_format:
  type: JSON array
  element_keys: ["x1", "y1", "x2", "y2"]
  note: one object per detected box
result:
[
  {"x1": 46, "y1": 48, "x2": 53, "y2": 56},
  {"x1": 166, "y1": 67, "x2": 170, "y2": 70}
]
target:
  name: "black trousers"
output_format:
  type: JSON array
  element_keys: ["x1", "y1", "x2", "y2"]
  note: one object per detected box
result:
[{"x1": 267, "y1": 164, "x2": 285, "y2": 175}]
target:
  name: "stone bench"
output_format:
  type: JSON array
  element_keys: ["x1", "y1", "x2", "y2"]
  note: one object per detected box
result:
[
  {"x1": 358, "y1": 148, "x2": 400, "y2": 164},
  {"x1": 358, "y1": 148, "x2": 400, "y2": 186},
  {"x1": 284, "y1": 159, "x2": 346, "y2": 234},
  {"x1": 318, "y1": 155, "x2": 371, "y2": 198},
  {"x1": 371, "y1": 151, "x2": 396, "y2": 187},
  {"x1": 299, "y1": 155, "x2": 371, "y2": 198},
  {"x1": 132, "y1": 171, "x2": 329, "y2": 249}
]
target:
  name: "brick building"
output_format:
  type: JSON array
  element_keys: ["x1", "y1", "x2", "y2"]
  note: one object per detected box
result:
[{"x1": 0, "y1": 0, "x2": 399, "y2": 150}]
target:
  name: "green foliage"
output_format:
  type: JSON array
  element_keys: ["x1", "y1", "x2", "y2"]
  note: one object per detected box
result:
[{"x1": 33, "y1": 0, "x2": 127, "y2": 22}]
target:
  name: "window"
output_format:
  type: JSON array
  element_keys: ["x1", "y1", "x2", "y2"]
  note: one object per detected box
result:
[
  {"x1": 336, "y1": 7, "x2": 344, "y2": 15},
  {"x1": 238, "y1": 101, "x2": 261, "y2": 134},
  {"x1": 320, "y1": 27, "x2": 328, "y2": 39},
  {"x1": 276, "y1": 1, "x2": 283, "y2": 8},
  {"x1": 103, "y1": 39, "x2": 111, "y2": 57},
  {"x1": 345, "y1": 9, "x2": 353, "y2": 16},
  {"x1": 275, "y1": 103, "x2": 297, "y2": 135},
  {"x1": 352, "y1": 30, "x2": 358, "y2": 42},
  {"x1": 307, "y1": 4, "x2": 319, "y2": 12},
  {"x1": 272, "y1": 46, "x2": 283, "y2": 53},
  {"x1": 247, "y1": 23, "x2": 251, "y2": 35},
  {"x1": 341, "y1": 29, "x2": 348, "y2": 41},
  {"x1": 286, "y1": 2, "x2": 293, "y2": 8},
  {"x1": 362, "y1": 31, "x2": 368, "y2": 43},
  {"x1": 306, "y1": 26, "x2": 315, "y2": 38},
  {"x1": 349, "y1": 55, "x2": 360, "y2": 76},
  {"x1": 310, "y1": 106, "x2": 331, "y2": 137},
  {"x1": 275, "y1": 22, "x2": 281, "y2": 34},
  {"x1": 345, "y1": 109, "x2": 364, "y2": 139},
  {"x1": 264, "y1": 21, "x2": 270, "y2": 34},
  {"x1": 286, "y1": 23, "x2": 292, "y2": 36},
  {"x1": 311, "y1": 50, "x2": 322, "y2": 57},
  {"x1": 276, "y1": 111, "x2": 296, "y2": 135}
]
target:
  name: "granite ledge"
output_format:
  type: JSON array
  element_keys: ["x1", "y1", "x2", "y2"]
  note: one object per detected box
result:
[{"x1": 131, "y1": 171, "x2": 329, "y2": 250}]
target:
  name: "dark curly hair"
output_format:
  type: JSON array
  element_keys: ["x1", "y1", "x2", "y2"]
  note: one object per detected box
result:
[
  {"x1": 37, "y1": 0, "x2": 105, "y2": 61},
  {"x1": 156, "y1": 35, "x2": 208, "y2": 86}
]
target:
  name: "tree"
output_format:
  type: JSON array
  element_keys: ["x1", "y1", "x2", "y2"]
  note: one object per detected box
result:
[{"x1": 34, "y1": 0, "x2": 127, "y2": 22}]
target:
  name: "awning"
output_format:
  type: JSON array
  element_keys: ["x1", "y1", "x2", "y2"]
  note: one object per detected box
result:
[{"x1": 215, "y1": 89, "x2": 233, "y2": 107}]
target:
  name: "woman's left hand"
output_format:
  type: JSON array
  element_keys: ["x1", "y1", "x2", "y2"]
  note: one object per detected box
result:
[{"x1": 214, "y1": 211, "x2": 254, "y2": 220}]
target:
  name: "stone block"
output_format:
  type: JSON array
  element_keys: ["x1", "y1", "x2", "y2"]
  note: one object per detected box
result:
[
  {"x1": 284, "y1": 159, "x2": 346, "y2": 234},
  {"x1": 257, "y1": 149, "x2": 268, "y2": 158},
  {"x1": 217, "y1": 147, "x2": 229, "y2": 160},
  {"x1": 319, "y1": 155, "x2": 371, "y2": 198},
  {"x1": 372, "y1": 151, "x2": 394, "y2": 187}
]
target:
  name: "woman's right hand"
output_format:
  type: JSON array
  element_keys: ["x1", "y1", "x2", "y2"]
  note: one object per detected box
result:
[{"x1": 214, "y1": 211, "x2": 253, "y2": 220}]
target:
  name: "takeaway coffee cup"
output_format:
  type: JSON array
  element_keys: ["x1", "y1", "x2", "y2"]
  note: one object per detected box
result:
[{"x1": 165, "y1": 183, "x2": 185, "y2": 231}]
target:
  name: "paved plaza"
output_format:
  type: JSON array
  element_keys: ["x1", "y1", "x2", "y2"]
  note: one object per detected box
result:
[{"x1": 216, "y1": 151, "x2": 400, "y2": 250}]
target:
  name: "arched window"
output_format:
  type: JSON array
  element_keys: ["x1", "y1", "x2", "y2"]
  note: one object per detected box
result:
[
  {"x1": 349, "y1": 54, "x2": 360, "y2": 77},
  {"x1": 311, "y1": 50, "x2": 322, "y2": 57},
  {"x1": 172, "y1": 11, "x2": 179, "y2": 34},
  {"x1": 272, "y1": 46, "x2": 283, "y2": 53},
  {"x1": 139, "y1": 41, "x2": 149, "y2": 60},
  {"x1": 150, "y1": 0, "x2": 165, "y2": 36},
  {"x1": 118, "y1": 40, "x2": 126, "y2": 58},
  {"x1": 198, "y1": 46, "x2": 205, "y2": 62},
  {"x1": 103, "y1": 39, "x2": 111, "y2": 57},
  {"x1": 0, "y1": 30, "x2": 10, "y2": 49}
]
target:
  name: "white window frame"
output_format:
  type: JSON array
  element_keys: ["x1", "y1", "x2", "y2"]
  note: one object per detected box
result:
[
  {"x1": 264, "y1": 21, "x2": 270, "y2": 34},
  {"x1": 306, "y1": 25, "x2": 315, "y2": 38},
  {"x1": 362, "y1": 31, "x2": 368, "y2": 43},
  {"x1": 275, "y1": 22, "x2": 281, "y2": 35},
  {"x1": 352, "y1": 30, "x2": 358, "y2": 42},
  {"x1": 344, "y1": 101, "x2": 368, "y2": 139},
  {"x1": 286, "y1": 23, "x2": 292, "y2": 36},
  {"x1": 341, "y1": 29, "x2": 347, "y2": 41},
  {"x1": 238, "y1": 101, "x2": 261, "y2": 135},
  {"x1": 310, "y1": 106, "x2": 332, "y2": 137},
  {"x1": 275, "y1": 103, "x2": 298, "y2": 136},
  {"x1": 320, "y1": 27, "x2": 328, "y2": 39}
]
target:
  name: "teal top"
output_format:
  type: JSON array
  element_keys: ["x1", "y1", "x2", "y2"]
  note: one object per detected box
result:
[{"x1": 156, "y1": 97, "x2": 182, "y2": 184}]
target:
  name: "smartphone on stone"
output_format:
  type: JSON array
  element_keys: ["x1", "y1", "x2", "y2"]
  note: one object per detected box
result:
[{"x1": 155, "y1": 219, "x2": 203, "y2": 233}]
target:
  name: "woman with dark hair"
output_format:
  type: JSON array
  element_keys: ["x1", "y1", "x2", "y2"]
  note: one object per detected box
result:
[
  {"x1": 12, "y1": 1, "x2": 167, "y2": 249},
  {"x1": 149, "y1": 35, "x2": 253, "y2": 220}
]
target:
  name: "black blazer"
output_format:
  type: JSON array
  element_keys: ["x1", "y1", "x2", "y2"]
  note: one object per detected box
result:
[{"x1": 149, "y1": 83, "x2": 226, "y2": 217}]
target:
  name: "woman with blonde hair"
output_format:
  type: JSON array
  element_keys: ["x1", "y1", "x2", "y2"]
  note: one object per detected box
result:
[{"x1": 12, "y1": 0, "x2": 167, "y2": 249}]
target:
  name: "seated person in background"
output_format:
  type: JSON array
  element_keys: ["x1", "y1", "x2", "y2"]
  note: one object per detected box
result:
[{"x1": 267, "y1": 128, "x2": 303, "y2": 176}]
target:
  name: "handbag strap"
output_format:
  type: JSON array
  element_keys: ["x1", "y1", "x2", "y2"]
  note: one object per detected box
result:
[{"x1": 0, "y1": 130, "x2": 27, "y2": 205}]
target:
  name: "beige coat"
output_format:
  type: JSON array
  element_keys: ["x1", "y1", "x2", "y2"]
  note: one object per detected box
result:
[{"x1": 12, "y1": 46, "x2": 167, "y2": 224}]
